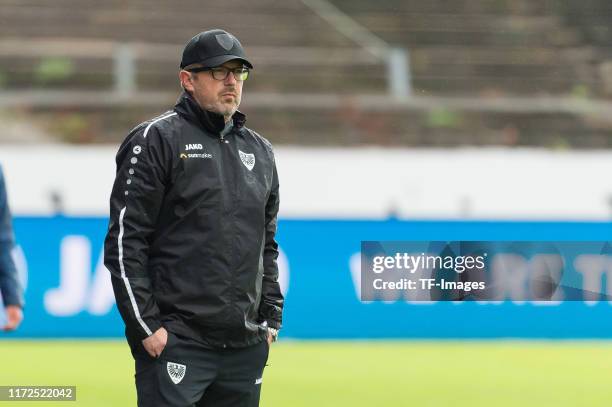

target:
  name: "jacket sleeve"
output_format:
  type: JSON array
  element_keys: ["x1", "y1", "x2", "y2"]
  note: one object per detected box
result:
[
  {"x1": 0, "y1": 166, "x2": 23, "y2": 308},
  {"x1": 258, "y1": 157, "x2": 284, "y2": 330},
  {"x1": 104, "y1": 125, "x2": 172, "y2": 340}
]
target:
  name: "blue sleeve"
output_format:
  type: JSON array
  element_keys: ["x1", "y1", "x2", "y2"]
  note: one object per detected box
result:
[{"x1": 0, "y1": 166, "x2": 23, "y2": 307}]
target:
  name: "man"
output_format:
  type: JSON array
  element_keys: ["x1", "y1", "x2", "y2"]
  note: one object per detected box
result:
[
  {"x1": 0, "y1": 165, "x2": 24, "y2": 331},
  {"x1": 104, "y1": 29, "x2": 283, "y2": 407}
]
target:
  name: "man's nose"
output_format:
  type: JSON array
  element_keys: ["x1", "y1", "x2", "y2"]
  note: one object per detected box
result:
[{"x1": 224, "y1": 71, "x2": 238, "y2": 85}]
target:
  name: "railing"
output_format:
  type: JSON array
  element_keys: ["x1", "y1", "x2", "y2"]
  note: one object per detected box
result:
[
  {"x1": 300, "y1": 0, "x2": 413, "y2": 100},
  {"x1": 0, "y1": 37, "x2": 407, "y2": 102}
]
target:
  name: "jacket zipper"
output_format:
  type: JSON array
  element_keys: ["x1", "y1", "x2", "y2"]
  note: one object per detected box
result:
[
  {"x1": 218, "y1": 128, "x2": 232, "y2": 347},
  {"x1": 220, "y1": 132, "x2": 229, "y2": 144}
]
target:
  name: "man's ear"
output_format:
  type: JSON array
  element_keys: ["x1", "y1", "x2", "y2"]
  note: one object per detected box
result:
[{"x1": 179, "y1": 70, "x2": 194, "y2": 92}]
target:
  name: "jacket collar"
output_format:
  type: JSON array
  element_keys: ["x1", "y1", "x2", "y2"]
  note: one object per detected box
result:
[{"x1": 174, "y1": 91, "x2": 246, "y2": 135}]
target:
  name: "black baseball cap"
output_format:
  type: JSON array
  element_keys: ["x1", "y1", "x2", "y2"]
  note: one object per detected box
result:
[{"x1": 180, "y1": 29, "x2": 253, "y2": 70}]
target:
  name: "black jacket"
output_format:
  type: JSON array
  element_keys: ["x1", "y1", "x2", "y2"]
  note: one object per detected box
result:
[{"x1": 104, "y1": 92, "x2": 283, "y2": 350}]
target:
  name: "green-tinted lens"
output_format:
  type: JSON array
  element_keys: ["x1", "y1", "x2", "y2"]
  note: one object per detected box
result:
[{"x1": 234, "y1": 68, "x2": 249, "y2": 81}]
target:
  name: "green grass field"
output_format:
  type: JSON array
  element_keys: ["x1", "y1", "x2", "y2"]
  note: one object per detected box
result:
[{"x1": 1, "y1": 340, "x2": 611, "y2": 406}]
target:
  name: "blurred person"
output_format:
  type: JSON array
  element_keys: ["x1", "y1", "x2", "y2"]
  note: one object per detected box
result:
[
  {"x1": 0, "y1": 165, "x2": 24, "y2": 331},
  {"x1": 104, "y1": 29, "x2": 283, "y2": 407}
]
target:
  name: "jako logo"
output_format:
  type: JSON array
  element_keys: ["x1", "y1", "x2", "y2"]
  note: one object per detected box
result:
[
  {"x1": 44, "y1": 236, "x2": 115, "y2": 316},
  {"x1": 185, "y1": 144, "x2": 203, "y2": 151}
]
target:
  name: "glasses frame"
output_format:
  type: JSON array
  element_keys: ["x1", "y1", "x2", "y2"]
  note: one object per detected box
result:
[{"x1": 187, "y1": 66, "x2": 250, "y2": 81}]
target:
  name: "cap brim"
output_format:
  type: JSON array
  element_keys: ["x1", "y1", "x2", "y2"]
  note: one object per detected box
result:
[{"x1": 197, "y1": 55, "x2": 253, "y2": 69}]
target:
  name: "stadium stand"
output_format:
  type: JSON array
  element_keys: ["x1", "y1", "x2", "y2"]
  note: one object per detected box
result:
[
  {"x1": 0, "y1": 0, "x2": 612, "y2": 147},
  {"x1": 331, "y1": 0, "x2": 602, "y2": 96}
]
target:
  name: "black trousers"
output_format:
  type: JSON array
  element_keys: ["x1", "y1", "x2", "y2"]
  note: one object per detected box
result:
[{"x1": 134, "y1": 332, "x2": 269, "y2": 407}]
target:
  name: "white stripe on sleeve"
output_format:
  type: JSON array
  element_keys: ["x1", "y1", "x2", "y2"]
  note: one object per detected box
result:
[{"x1": 118, "y1": 206, "x2": 153, "y2": 336}]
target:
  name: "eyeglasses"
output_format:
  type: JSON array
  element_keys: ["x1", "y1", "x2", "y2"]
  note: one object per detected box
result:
[{"x1": 188, "y1": 66, "x2": 250, "y2": 81}]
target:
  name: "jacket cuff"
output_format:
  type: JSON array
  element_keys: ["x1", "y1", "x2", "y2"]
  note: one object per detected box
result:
[
  {"x1": 134, "y1": 318, "x2": 163, "y2": 341},
  {"x1": 259, "y1": 303, "x2": 282, "y2": 327},
  {"x1": 259, "y1": 302, "x2": 283, "y2": 323},
  {"x1": 266, "y1": 319, "x2": 282, "y2": 330},
  {"x1": 3, "y1": 298, "x2": 24, "y2": 308},
  {"x1": 1, "y1": 291, "x2": 24, "y2": 309}
]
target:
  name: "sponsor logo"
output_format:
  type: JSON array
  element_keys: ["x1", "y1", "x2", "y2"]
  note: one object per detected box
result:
[
  {"x1": 239, "y1": 150, "x2": 255, "y2": 171},
  {"x1": 185, "y1": 143, "x2": 203, "y2": 151},
  {"x1": 167, "y1": 362, "x2": 186, "y2": 384},
  {"x1": 43, "y1": 239, "x2": 289, "y2": 317},
  {"x1": 255, "y1": 377, "x2": 263, "y2": 385},
  {"x1": 181, "y1": 153, "x2": 212, "y2": 159},
  {"x1": 181, "y1": 145, "x2": 212, "y2": 159}
]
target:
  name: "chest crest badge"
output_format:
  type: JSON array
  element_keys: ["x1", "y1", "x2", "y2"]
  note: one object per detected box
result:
[{"x1": 239, "y1": 150, "x2": 255, "y2": 171}]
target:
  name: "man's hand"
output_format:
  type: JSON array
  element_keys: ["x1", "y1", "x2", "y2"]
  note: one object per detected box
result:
[
  {"x1": 2, "y1": 305, "x2": 23, "y2": 331},
  {"x1": 142, "y1": 327, "x2": 168, "y2": 358},
  {"x1": 267, "y1": 327, "x2": 278, "y2": 346}
]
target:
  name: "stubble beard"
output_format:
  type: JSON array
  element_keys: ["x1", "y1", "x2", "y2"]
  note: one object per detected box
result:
[{"x1": 202, "y1": 95, "x2": 241, "y2": 122}]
